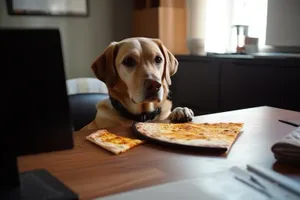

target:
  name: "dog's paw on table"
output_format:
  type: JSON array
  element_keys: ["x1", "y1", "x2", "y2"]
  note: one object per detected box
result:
[{"x1": 168, "y1": 107, "x2": 194, "y2": 122}]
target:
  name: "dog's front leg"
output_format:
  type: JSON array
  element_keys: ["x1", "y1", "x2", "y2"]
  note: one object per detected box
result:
[{"x1": 168, "y1": 107, "x2": 194, "y2": 122}]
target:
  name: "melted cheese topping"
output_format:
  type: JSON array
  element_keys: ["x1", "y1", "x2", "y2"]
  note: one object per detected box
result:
[
  {"x1": 86, "y1": 130, "x2": 144, "y2": 154},
  {"x1": 135, "y1": 122, "x2": 243, "y2": 148}
]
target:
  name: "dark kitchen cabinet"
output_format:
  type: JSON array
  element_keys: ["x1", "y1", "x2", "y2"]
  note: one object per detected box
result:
[
  {"x1": 173, "y1": 55, "x2": 300, "y2": 115},
  {"x1": 220, "y1": 59, "x2": 280, "y2": 111},
  {"x1": 171, "y1": 57, "x2": 220, "y2": 115},
  {"x1": 276, "y1": 61, "x2": 300, "y2": 111}
]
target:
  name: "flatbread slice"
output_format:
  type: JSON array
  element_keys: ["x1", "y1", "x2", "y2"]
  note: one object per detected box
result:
[
  {"x1": 86, "y1": 129, "x2": 144, "y2": 154},
  {"x1": 134, "y1": 122, "x2": 244, "y2": 150}
]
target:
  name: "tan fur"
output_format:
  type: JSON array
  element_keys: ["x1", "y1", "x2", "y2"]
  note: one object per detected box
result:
[{"x1": 81, "y1": 37, "x2": 188, "y2": 131}]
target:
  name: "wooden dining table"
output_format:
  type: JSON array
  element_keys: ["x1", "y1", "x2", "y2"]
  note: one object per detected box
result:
[{"x1": 18, "y1": 106, "x2": 300, "y2": 200}]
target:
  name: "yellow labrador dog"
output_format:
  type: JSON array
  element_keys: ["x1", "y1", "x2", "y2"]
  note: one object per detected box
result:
[{"x1": 82, "y1": 37, "x2": 194, "y2": 130}]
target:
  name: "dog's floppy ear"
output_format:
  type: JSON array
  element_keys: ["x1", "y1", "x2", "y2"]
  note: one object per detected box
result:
[
  {"x1": 153, "y1": 39, "x2": 178, "y2": 85},
  {"x1": 91, "y1": 42, "x2": 119, "y2": 88}
]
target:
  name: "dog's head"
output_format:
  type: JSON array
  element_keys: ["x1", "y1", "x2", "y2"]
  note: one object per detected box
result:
[{"x1": 91, "y1": 37, "x2": 178, "y2": 104}]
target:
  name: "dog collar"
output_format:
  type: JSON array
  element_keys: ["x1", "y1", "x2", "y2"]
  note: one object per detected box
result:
[{"x1": 109, "y1": 96, "x2": 161, "y2": 122}]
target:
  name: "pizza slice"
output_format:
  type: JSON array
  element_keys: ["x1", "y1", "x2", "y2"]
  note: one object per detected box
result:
[
  {"x1": 134, "y1": 122, "x2": 244, "y2": 150},
  {"x1": 86, "y1": 129, "x2": 144, "y2": 155}
]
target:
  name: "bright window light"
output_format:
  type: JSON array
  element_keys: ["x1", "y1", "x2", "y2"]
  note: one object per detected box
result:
[{"x1": 204, "y1": 0, "x2": 268, "y2": 53}]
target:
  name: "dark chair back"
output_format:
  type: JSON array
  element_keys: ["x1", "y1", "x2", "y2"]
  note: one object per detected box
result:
[{"x1": 68, "y1": 93, "x2": 109, "y2": 131}]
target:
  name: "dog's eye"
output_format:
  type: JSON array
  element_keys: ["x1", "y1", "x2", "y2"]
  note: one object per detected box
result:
[
  {"x1": 154, "y1": 56, "x2": 162, "y2": 64},
  {"x1": 122, "y1": 57, "x2": 136, "y2": 67}
]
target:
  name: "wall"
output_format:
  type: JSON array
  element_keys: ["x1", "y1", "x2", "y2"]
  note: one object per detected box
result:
[
  {"x1": 0, "y1": 0, "x2": 133, "y2": 79},
  {"x1": 266, "y1": 0, "x2": 300, "y2": 47}
]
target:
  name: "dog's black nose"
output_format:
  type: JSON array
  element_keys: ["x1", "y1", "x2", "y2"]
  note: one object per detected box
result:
[{"x1": 144, "y1": 79, "x2": 161, "y2": 93}]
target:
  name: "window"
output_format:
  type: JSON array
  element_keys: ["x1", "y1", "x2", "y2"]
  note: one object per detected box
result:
[{"x1": 204, "y1": 0, "x2": 268, "y2": 53}]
